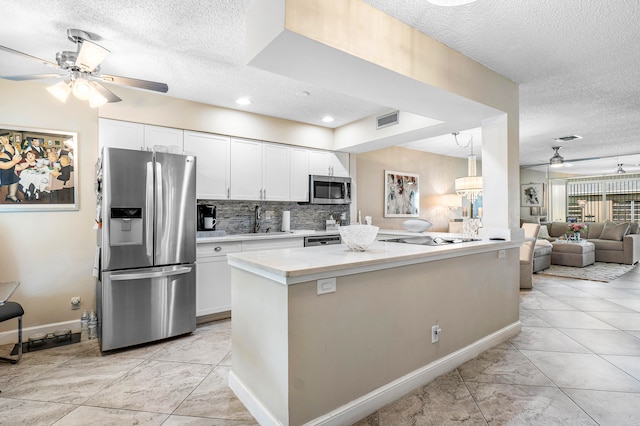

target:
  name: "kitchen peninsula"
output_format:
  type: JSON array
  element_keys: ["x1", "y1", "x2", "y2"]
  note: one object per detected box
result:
[{"x1": 227, "y1": 237, "x2": 521, "y2": 426}]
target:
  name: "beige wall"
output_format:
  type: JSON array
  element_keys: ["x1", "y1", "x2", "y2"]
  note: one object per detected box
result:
[
  {"x1": 231, "y1": 248, "x2": 520, "y2": 425},
  {"x1": 0, "y1": 79, "x2": 98, "y2": 332},
  {"x1": 356, "y1": 146, "x2": 473, "y2": 231}
]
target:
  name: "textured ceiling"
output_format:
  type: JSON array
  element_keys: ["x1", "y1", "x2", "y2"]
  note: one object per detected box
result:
[{"x1": 1, "y1": 0, "x2": 639, "y2": 175}]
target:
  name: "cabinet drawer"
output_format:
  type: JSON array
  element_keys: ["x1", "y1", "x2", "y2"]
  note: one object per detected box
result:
[
  {"x1": 197, "y1": 242, "x2": 242, "y2": 258},
  {"x1": 242, "y1": 238, "x2": 304, "y2": 252}
]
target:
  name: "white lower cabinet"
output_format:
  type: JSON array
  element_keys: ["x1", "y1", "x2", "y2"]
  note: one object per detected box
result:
[
  {"x1": 196, "y1": 237, "x2": 304, "y2": 318},
  {"x1": 196, "y1": 241, "x2": 241, "y2": 317}
]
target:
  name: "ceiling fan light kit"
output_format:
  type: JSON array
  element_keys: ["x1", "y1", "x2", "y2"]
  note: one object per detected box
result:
[
  {"x1": 46, "y1": 80, "x2": 71, "y2": 103},
  {"x1": 0, "y1": 28, "x2": 168, "y2": 108},
  {"x1": 549, "y1": 146, "x2": 565, "y2": 168}
]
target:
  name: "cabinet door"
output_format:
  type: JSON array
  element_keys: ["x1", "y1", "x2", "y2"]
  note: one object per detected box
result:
[
  {"x1": 98, "y1": 118, "x2": 144, "y2": 151},
  {"x1": 196, "y1": 242, "x2": 241, "y2": 317},
  {"x1": 308, "y1": 149, "x2": 330, "y2": 175},
  {"x1": 196, "y1": 257, "x2": 232, "y2": 316},
  {"x1": 230, "y1": 138, "x2": 263, "y2": 200},
  {"x1": 330, "y1": 152, "x2": 350, "y2": 177},
  {"x1": 290, "y1": 147, "x2": 309, "y2": 202},
  {"x1": 263, "y1": 143, "x2": 290, "y2": 201},
  {"x1": 184, "y1": 131, "x2": 230, "y2": 199},
  {"x1": 143, "y1": 125, "x2": 184, "y2": 150}
]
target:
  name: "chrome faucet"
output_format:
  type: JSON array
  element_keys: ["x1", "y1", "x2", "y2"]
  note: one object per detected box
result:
[{"x1": 254, "y1": 206, "x2": 261, "y2": 233}]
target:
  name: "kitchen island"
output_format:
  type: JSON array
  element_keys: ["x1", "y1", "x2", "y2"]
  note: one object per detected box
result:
[{"x1": 227, "y1": 238, "x2": 521, "y2": 426}]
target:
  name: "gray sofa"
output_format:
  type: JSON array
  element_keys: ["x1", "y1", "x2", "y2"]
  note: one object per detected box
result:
[
  {"x1": 540, "y1": 221, "x2": 640, "y2": 265},
  {"x1": 533, "y1": 243, "x2": 552, "y2": 272}
]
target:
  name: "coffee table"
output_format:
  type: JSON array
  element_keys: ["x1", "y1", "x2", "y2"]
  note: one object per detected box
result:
[{"x1": 551, "y1": 241, "x2": 595, "y2": 267}]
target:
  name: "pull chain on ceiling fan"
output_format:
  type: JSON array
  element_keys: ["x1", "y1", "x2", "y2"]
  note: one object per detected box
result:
[{"x1": 0, "y1": 29, "x2": 168, "y2": 108}]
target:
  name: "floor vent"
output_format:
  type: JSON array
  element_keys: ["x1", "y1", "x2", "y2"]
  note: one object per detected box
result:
[{"x1": 377, "y1": 111, "x2": 399, "y2": 129}]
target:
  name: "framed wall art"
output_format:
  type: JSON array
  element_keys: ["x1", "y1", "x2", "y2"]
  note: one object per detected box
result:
[
  {"x1": 384, "y1": 170, "x2": 419, "y2": 217},
  {"x1": 521, "y1": 182, "x2": 543, "y2": 207},
  {"x1": 0, "y1": 125, "x2": 78, "y2": 212}
]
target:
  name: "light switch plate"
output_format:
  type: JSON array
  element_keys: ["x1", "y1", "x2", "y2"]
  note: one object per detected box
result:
[{"x1": 317, "y1": 278, "x2": 336, "y2": 295}]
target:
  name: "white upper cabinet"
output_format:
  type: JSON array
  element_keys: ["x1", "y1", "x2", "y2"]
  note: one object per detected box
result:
[
  {"x1": 308, "y1": 149, "x2": 350, "y2": 177},
  {"x1": 143, "y1": 125, "x2": 184, "y2": 151},
  {"x1": 184, "y1": 131, "x2": 230, "y2": 200},
  {"x1": 230, "y1": 139, "x2": 291, "y2": 201},
  {"x1": 230, "y1": 138, "x2": 263, "y2": 200},
  {"x1": 98, "y1": 119, "x2": 184, "y2": 152},
  {"x1": 99, "y1": 119, "x2": 144, "y2": 151},
  {"x1": 330, "y1": 152, "x2": 350, "y2": 177},
  {"x1": 262, "y1": 143, "x2": 290, "y2": 201},
  {"x1": 290, "y1": 147, "x2": 309, "y2": 202}
]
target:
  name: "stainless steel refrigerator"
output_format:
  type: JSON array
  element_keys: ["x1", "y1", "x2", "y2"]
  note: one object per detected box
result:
[{"x1": 97, "y1": 147, "x2": 196, "y2": 351}]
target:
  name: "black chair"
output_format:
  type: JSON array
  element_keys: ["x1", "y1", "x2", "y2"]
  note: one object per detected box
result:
[{"x1": 0, "y1": 301, "x2": 23, "y2": 363}]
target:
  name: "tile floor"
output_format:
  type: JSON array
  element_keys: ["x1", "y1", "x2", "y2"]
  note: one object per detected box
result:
[{"x1": 1, "y1": 265, "x2": 640, "y2": 425}]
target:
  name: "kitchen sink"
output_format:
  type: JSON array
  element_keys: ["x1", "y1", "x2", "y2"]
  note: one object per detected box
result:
[{"x1": 385, "y1": 236, "x2": 481, "y2": 246}]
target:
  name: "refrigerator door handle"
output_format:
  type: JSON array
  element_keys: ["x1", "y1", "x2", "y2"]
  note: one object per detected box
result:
[
  {"x1": 155, "y1": 161, "x2": 163, "y2": 258},
  {"x1": 145, "y1": 161, "x2": 154, "y2": 260},
  {"x1": 110, "y1": 265, "x2": 193, "y2": 281}
]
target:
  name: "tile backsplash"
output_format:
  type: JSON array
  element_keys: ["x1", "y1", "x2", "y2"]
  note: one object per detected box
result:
[{"x1": 198, "y1": 200, "x2": 350, "y2": 234}]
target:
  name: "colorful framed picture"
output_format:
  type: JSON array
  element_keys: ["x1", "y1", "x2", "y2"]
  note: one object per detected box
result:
[
  {"x1": 521, "y1": 183, "x2": 543, "y2": 207},
  {"x1": 0, "y1": 125, "x2": 78, "y2": 212},
  {"x1": 384, "y1": 170, "x2": 419, "y2": 217}
]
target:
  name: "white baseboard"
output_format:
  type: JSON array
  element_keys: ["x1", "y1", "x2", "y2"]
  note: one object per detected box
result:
[
  {"x1": 0, "y1": 319, "x2": 80, "y2": 346},
  {"x1": 230, "y1": 322, "x2": 521, "y2": 426}
]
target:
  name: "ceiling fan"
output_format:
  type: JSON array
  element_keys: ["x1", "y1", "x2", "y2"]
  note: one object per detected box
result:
[{"x1": 0, "y1": 28, "x2": 168, "y2": 107}]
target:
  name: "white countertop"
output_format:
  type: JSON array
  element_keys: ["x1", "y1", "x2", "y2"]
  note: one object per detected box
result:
[
  {"x1": 227, "y1": 237, "x2": 519, "y2": 285},
  {"x1": 196, "y1": 228, "x2": 465, "y2": 244},
  {"x1": 196, "y1": 229, "x2": 339, "y2": 244}
]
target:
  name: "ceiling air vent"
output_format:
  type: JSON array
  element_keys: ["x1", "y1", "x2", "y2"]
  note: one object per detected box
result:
[
  {"x1": 376, "y1": 111, "x2": 399, "y2": 130},
  {"x1": 554, "y1": 135, "x2": 582, "y2": 142}
]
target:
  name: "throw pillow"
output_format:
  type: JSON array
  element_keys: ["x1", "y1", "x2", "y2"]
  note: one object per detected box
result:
[
  {"x1": 538, "y1": 225, "x2": 551, "y2": 240},
  {"x1": 535, "y1": 239, "x2": 551, "y2": 247},
  {"x1": 628, "y1": 222, "x2": 639, "y2": 235},
  {"x1": 599, "y1": 221, "x2": 630, "y2": 241}
]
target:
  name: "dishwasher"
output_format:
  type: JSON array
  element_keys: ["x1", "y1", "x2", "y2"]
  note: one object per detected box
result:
[{"x1": 304, "y1": 235, "x2": 341, "y2": 247}]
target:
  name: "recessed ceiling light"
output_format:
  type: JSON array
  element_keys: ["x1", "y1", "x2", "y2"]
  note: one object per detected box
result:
[
  {"x1": 235, "y1": 97, "x2": 252, "y2": 105},
  {"x1": 321, "y1": 116, "x2": 334, "y2": 123}
]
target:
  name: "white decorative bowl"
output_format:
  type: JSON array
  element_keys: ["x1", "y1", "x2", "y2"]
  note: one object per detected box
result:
[
  {"x1": 402, "y1": 219, "x2": 433, "y2": 233},
  {"x1": 338, "y1": 225, "x2": 379, "y2": 251}
]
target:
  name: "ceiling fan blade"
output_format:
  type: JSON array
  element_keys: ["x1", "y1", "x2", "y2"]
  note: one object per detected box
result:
[
  {"x1": 524, "y1": 155, "x2": 605, "y2": 168},
  {"x1": 100, "y1": 74, "x2": 168, "y2": 93},
  {"x1": 75, "y1": 39, "x2": 109, "y2": 72},
  {"x1": 0, "y1": 73, "x2": 64, "y2": 81},
  {"x1": 0, "y1": 44, "x2": 59, "y2": 69},
  {"x1": 90, "y1": 81, "x2": 122, "y2": 103}
]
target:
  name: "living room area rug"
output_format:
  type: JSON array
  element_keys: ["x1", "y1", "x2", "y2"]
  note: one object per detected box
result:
[{"x1": 538, "y1": 262, "x2": 635, "y2": 283}]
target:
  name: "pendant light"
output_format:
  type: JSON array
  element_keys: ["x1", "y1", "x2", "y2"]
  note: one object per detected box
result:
[{"x1": 454, "y1": 133, "x2": 483, "y2": 203}]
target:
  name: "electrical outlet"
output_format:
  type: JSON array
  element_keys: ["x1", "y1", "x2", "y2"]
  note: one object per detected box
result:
[
  {"x1": 431, "y1": 324, "x2": 441, "y2": 343},
  {"x1": 70, "y1": 296, "x2": 81, "y2": 310},
  {"x1": 498, "y1": 250, "x2": 506, "y2": 259}
]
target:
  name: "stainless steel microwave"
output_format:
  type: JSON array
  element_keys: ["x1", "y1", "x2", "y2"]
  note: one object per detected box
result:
[{"x1": 309, "y1": 175, "x2": 351, "y2": 204}]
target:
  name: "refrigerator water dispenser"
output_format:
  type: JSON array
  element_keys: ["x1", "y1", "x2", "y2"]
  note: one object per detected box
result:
[{"x1": 110, "y1": 207, "x2": 143, "y2": 246}]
